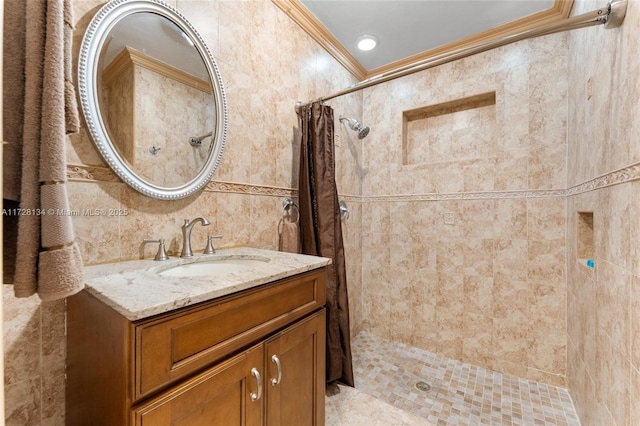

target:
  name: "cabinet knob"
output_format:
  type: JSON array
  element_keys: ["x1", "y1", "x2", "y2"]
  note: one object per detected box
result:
[
  {"x1": 270, "y1": 354, "x2": 282, "y2": 386},
  {"x1": 250, "y1": 368, "x2": 262, "y2": 402}
]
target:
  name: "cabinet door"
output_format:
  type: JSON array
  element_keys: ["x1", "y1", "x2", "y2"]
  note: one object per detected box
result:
[
  {"x1": 133, "y1": 343, "x2": 265, "y2": 426},
  {"x1": 265, "y1": 309, "x2": 326, "y2": 426}
]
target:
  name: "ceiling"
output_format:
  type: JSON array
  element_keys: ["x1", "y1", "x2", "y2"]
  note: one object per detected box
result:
[
  {"x1": 300, "y1": 0, "x2": 555, "y2": 70},
  {"x1": 104, "y1": 13, "x2": 208, "y2": 80},
  {"x1": 274, "y1": 0, "x2": 573, "y2": 80}
]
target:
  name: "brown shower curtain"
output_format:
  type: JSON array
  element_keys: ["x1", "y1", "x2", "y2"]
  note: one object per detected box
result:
[{"x1": 298, "y1": 102, "x2": 354, "y2": 387}]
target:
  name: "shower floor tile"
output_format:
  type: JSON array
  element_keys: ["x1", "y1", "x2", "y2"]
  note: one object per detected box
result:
[{"x1": 350, "y1": 332, "x2": 580, "y2": 426}]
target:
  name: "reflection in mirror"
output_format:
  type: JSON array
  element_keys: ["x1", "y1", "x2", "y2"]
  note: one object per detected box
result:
[
  {"x1": 78, "y1": 0, "x2": 227, "y2": 199},
  {"x1": 100, "y1": 12, "x2": 215, "y2": 187}
]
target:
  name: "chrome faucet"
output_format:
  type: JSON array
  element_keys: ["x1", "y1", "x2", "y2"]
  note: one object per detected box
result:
[{"x1": 181, "y1": 217, "x2": 210, "y2": 258}]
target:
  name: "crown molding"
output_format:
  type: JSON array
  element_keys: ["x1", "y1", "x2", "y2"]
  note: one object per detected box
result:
[
  {"x1": 271, "y1": 0, "x2": 368, "y2": 80},
  {"x1": 103, "y1": 46, "x2": 212, "y2": 93},
  {"x1": 273, "y1": 0, "x2": 574, "y2": 81}
]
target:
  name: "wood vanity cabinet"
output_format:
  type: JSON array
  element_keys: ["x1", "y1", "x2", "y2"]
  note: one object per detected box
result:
[{"x1": 66, "y1": 268, "x2": 327, "y2": 426}]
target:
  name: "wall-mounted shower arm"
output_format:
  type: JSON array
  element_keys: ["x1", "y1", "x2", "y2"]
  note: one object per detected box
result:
[
  {"x1": 189, "y1": 131, "x2": 214, "y2": 147},
  {"x1": 295, "y1": 0, "x2": 627, "y2": 112}
]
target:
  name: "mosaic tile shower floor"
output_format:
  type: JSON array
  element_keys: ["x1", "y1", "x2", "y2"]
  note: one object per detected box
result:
[{"x1": 346, "y1": 332, "x2": 580, "y2": 426}]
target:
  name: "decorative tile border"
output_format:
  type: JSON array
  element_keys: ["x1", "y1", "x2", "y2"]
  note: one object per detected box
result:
[
  {"x1": 205, "y1": 180, "x2": 294, "y2": 197},
  {"x1": 66, "y1": 164, "x2": 295, "y2": 197},
  {"x1": 347, "y1": 161, "x2": 640, "y2": 202},
  {"x1": 67, "y1": 164, "x2": 119, "y2": 182},
  {"x1": 338, "y1": 195, "x2": 362, "y2": 203},
  {"x1": 566, "y1": 161, "x2": 640, "y2": 196},
  {"x1": 361, "y1": 188, "x2": 566, "y2": 203},
  {"x1": 67, "y1": 160, "x2": 640, "y2": 200}
]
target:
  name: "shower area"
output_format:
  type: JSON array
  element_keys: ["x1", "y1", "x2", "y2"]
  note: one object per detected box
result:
[
  {"x1": 358, "y1": 35, "x2": 570, "y2": 381},
  {"x1": 330, "y1": 32, "x2": 573, "y2": 419},
  {"x1": 318, "y1": 1, "x2": 634, "y2": 423},
  {"x1": 336, "y1": 26, "x2": 570, "y2": 375}
]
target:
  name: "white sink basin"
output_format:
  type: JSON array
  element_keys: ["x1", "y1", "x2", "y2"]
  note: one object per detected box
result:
[{"x1": 158, "y1": 258, "x2": 270, "y2": 277}]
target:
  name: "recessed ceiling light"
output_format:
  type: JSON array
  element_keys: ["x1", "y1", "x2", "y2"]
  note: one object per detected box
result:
[{"x1": 357, "y1": 35, "x2": 378, "y2": 51}]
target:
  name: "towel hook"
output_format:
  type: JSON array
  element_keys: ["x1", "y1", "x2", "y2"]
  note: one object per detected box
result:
[{"x1": 282, "y1": 198, "x2": 300, "y2": 223}]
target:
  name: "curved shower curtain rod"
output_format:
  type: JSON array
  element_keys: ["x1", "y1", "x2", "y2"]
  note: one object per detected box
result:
[{"x1": 295, "y1": 0, "x2": 627, "y2": 113}]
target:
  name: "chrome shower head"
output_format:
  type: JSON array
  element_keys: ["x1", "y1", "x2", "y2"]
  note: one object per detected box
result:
[
  {"x1": 339, "y1": 116, "x2": 370, "y2": 139},
  {"x1": 356, "y1": 125, "x2": 370, "y2": 139}
]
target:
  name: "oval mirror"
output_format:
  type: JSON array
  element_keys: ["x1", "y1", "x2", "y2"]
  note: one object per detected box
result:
[{"x1": 78, "y1": 0, "x2": 227, "y2": 199}]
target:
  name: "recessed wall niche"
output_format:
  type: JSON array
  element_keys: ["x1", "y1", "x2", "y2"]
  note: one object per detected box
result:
[
  {"x1": 576, "y1": 211, "x2": 594, "y2": 265},
  {"x1": 402, "y1": 92, "x2": 496, "y2": 166}
]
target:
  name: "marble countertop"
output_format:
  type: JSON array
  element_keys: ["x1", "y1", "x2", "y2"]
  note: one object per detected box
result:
[{"x1": 82, "y1": 247, "x2": 331, "y2": 321}]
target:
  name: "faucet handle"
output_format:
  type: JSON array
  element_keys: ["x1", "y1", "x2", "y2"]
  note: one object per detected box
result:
[
  {"x1": 143, "y1": 238, "x2": 170, "y2": 261},
  {"x1": 203, "y1": 235, "x2": 223, "y2": 254}
]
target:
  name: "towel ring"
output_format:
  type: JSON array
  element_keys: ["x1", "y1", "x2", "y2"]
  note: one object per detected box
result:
[{"x1": 282, "y1": 198, "x2": 300, "y2": 223}]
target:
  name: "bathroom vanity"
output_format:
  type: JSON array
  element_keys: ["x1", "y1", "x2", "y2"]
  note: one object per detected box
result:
[{"x1": 66, "y1": 248, "x2": 330, "y2": 425}]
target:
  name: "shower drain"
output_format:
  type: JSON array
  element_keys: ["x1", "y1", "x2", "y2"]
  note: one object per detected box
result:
[{"x1": 415, "y1": 381, "x2": 432, "y2": 392}]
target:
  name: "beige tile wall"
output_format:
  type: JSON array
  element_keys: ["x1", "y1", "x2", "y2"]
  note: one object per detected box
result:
[
  {"x1": 104, "y1": 63, "x2": 135, "y2": 164},
  {"x1": 2, "y1": 288, "x2": 66, "y2": 425},
  {"x1": 359, "y1": 33, "x2": 570, "y2": 386},
  {"x1": 132, "y1": 66, "x2": 215, "y2": 186},
  {"x1": 2, "y1": 0, "x2": 361, "y2": 423},
  {"x1": 566, "y1": 0, "x2": 640, "y2": 425}
]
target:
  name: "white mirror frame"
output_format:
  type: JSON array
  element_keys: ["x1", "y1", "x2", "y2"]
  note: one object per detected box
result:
[{"x1": 78, "y1": 0, "x2": 228, "y2": 199}]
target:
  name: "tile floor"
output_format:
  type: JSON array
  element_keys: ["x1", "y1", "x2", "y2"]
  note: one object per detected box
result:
[
  {"x1": 326, "y1": 383, "x2": 432, "y2": 426},
  {"x1": 327, "y1": 332, "x2": 581, "y2": 426}
]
